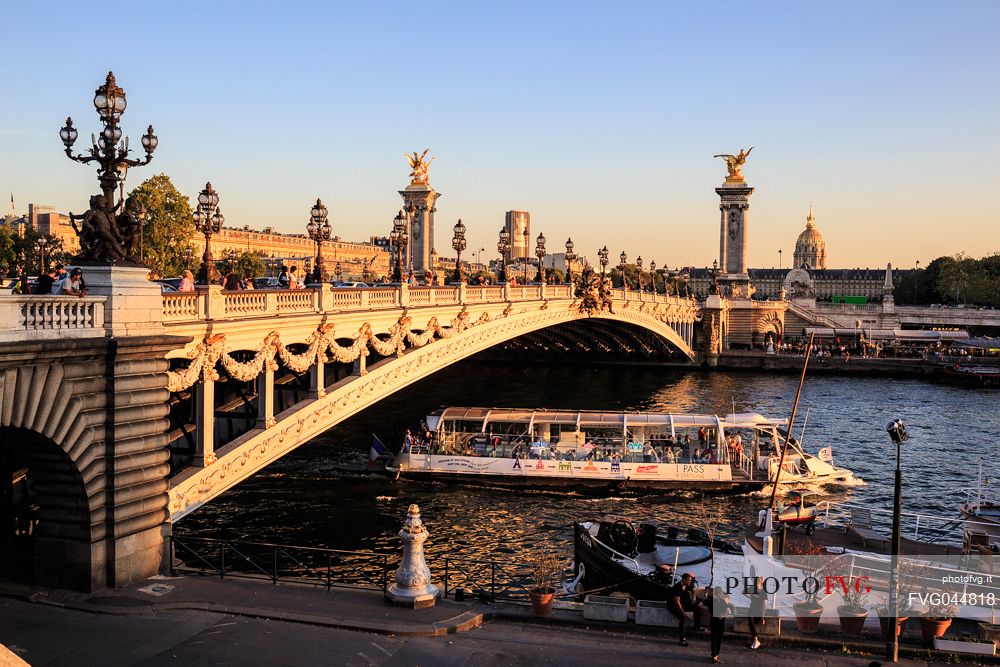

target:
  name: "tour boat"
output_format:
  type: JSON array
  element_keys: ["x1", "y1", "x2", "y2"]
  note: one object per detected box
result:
[
  {"x1": 959, "y1": 460, "x2": 1000, "y2": 539},
  {"x1": 389, "y1": 407, "x2": 855, "y2": 493},
  {"x1": 572, "y1": 518, "x2": 743, "y2": 601}
]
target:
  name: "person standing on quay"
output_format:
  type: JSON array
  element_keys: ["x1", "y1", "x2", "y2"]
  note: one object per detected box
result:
[
  {"x1": 747, "y1": 576, "x2": 766, "y2": 650},
  {"x1": 707, "y1": 586, "x2": 734, "y2": 664}
]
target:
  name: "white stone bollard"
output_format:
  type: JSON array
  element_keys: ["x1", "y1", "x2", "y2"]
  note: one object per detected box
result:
[{"x1": 385, "y1": 504, "x2": 440, "y2": 608}]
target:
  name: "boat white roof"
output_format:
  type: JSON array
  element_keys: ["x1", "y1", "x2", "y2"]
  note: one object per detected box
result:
[{"x1": 434, "y1": 407, "x2": 786, "y2": 430}]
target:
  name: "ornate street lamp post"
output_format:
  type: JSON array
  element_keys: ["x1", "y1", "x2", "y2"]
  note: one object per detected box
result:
[
  {"x1": 451, "y1": 219, "x2": 467, "y2": 283},
  {"x1": 710, "y1": 258, "x2": 720, "y2": 295},
  {"x1": 391, "y1": 210, "x2": 408, "y2": 282},
  {"x1": 306, "y1": 199, "x2": 331, "y2": 283},
  {"x1": 183, "y1": 246, "x2": 193, "y2": 270},
  {"x1": 335, "y1": 261, "x2": 342, "y2": 282},
  {"x1": 618, "y1": 251, "x2": 627, "y2": 289},
  {"x1": 497, "y1": 227, "x2": 511, "y2": 283},
  {"x1": 535, "y1": 233, "x2": 546, "y2": 283},
  {"x1": 362, "y1": 258, "x2": 370, "y2": 283},
  {"x1": 59, "y1": 71, "x2": 158, "y2": 263},
  {"x1": 649, "y1": 260, "x2": 657, "y2": 293},
  {"x1": 636, "y1": 256, "x2": 644, "y2": 292},
  {"x1": 885, "y1": 419, "x2": 909, "y2": 664},
  {"x1": 564, "y1": 238, "x2": 577, "y2": 284},
  {"x1": 598, "y1": 245, "x2": 609, "y2": 278},
  {"x1": 193, "y1": 182, "x2": 224, "y2": 284},
  {"x1": 35, "y1": 237, "x2": 48, "y2": 274}
]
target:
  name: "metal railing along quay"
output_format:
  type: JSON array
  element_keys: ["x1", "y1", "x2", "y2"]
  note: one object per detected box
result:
[{"x1": 170, "y1": 535, "x2": 563, "y2": 604}]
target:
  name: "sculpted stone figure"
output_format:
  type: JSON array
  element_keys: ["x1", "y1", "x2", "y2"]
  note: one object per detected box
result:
[
  {"x1": 69, "y1": 194, "x2": 126, "y2": 262},
  {"x1": 405, "y1": 149, "x2": 434, "y2": 185},
  {"x1": 117, "y1": 196, "x2": 144, "y2": 259},
  {"x1": 713, "y1": 147, "x2": 753, "y2": 180}
]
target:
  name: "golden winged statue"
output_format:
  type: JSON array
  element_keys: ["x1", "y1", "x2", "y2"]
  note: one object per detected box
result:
[
  {"x1": 713, "y1": 147, "x2": 753, "y2": 181},
  {"x1": 405, "y1": 149, "x2": 434, "y2": 185}
]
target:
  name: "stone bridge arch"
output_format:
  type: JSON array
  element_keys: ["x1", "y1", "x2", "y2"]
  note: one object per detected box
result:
[{"x1": 167, "y1": 300, "x2": 697, "y2": 520}]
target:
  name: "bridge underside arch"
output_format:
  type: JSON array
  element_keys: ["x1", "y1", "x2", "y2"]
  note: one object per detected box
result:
[{"x1": 489, "y1": 319, "x2": 689, "y2": 361}]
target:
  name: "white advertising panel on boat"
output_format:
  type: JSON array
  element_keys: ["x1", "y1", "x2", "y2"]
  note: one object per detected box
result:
[{"x1": 403, "y1": 454, "x2": 734, "y2": 482}]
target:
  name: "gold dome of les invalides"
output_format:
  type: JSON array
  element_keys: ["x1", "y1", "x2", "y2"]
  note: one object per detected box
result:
[{"x1": 793, "y1": 205, "x2": 827, "y2": 270}]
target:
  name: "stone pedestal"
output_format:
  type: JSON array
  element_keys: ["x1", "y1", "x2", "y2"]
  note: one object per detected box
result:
[
  {"x1": 399, "y1": 184, "x2": 441, "y2": 278},
  {"x1": 385, "y1": 504, "x2": 439, "y2": 608},
  {"x1": 84, "y1": 265, "x2": 165, "y2": 337},
  {"x1": 716, "y1": 180, "x2": 754, "y2": 276}
]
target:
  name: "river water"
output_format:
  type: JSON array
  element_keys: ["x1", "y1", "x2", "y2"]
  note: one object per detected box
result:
[{"x1": 177, "y1": 362, "x2": 1000, "y2": 563}]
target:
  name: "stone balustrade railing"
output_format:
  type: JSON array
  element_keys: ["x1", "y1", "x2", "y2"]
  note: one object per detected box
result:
[
  {"x1": 160, "y1": 282, "x2": 694, "y2": 324},
  {"x1": 0, "y1": 295, "x2": 107, "y2": 339}
]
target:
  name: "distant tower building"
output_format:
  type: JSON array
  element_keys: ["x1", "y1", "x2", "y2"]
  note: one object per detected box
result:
[
  {"x1": 504, "y1": 211, "x2": 530, "y2": 262},
  {"x1": 793, "y1": 205, "x2": 827, "y2": 269}
]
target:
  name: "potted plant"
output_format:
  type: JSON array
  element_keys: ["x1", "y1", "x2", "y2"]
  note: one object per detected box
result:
[
  {"x1": 787, "y1": 545, "x2": 826, "y2": 633},
  {"x1": 837, "y1": 585, "x2": 870, "y2": 637},
  {"x1": 875, "y1": 596, "x2": 912, "y2": 641},
  {"x1": 919, "y1": 599, "x2": 956, "y2": 645},
  {"x1": 526, "y1": 552, "x2": 562, "y2": 617}
]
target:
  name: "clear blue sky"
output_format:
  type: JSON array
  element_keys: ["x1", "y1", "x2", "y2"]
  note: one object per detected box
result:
[{"x1": 3, "y1": 1, "x2": 998, "y2": 269}]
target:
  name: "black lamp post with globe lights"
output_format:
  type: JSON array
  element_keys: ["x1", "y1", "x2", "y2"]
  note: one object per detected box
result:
[
  {"x1": 35, "y1": 237, "x2": 49, "y2": 274},
  {"x1": 452, "y1": 219, "x2": 467, "y2": 283},
  {"x1": 306, "y1": 199, "x2": 332, "y2": 283},
  {"x1": 598, "y1": 245, "x2": 609, "y2": 278},
  {"x1": 390, "y1": 210, "x2": 408, "y2": 283},
  {"x1": 497, "y1": 227, "x2": 511, "y2": 283},
  {"x1": 335, "y1": 261, "x2": 342, "y2": 283},
  {"x1": 59, "y1": 71, "x2": 158, "y2": 264},
  {"x1": 618, "y1": 251, "x2": 627, "y2": 289},
  {"x1": 535, "y1": 233, "x2": 546, "y2": 283},
  {"x1": 564, "y1": 238, "x2": 577, "y2": 284},
  {"x1": 522, "y1": 227, "x2": 530, "y2": 283},
  {"x1": 193, "y1": 183, "x2": 224, "y2": 284},
  {"x1": 636, "y1": 256, "x2": 644, "y2": 292},
  {"x1": 649, "y1": 260, "x2": 657, "y2": 293}
]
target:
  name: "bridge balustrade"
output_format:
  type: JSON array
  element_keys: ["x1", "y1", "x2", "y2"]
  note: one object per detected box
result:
[
  {"x1": 0, "y1": 295, "x2": 106, "y2": 338},
  {"x1": 163, "y1": 292, "x2": 201, "y2": 321}
]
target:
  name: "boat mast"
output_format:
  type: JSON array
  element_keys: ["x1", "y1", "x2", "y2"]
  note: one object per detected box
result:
[{"x1": 768, "y1": 333, "x2": 816, "y2": 511}]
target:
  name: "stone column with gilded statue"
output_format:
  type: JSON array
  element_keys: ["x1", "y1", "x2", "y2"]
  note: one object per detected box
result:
[
  {"x1": 713, "y1": 147, "x2": 755, "y2": 300},
  {"x1": 400, "y1": 149, "x2": 441, "y2": 279}
]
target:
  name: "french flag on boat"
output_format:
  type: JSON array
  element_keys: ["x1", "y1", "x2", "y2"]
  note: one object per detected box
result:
[
  {"x1": 370, "y1": 434, "x2": 389, "y2": 465},
  {"x1": 817, "y1": 446, "x2": 832, "y2": 462}
]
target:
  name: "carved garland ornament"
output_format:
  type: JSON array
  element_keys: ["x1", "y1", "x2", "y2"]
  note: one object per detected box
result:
[{"x1": 166, "y1": 311, "x2": 472, "y2": 393}]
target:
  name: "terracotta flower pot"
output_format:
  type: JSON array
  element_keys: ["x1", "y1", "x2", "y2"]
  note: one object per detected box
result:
[
  {"x1": 793, "y1": 601, "x2": 824, "y2": 634},
  {"x1": 920, "y1": 617, "x2": 952, "y2": 644},
  {"x1": 878, "y1": 616, "x2": 908, "y2": 641},
  {"x1": 837, "y1": 605, "x2": 868, "y2": 637},
  {"x1": 529, "y1": 588, "x2": 555, "y2": 617}
]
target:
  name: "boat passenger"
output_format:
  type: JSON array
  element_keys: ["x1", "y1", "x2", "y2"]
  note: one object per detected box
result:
[
  {"x1": 402, "y1": 429, "x2": 414, "y2": 453},
  {"x1": 643, "y1": 443, "x2": 653, "y2": 463}
]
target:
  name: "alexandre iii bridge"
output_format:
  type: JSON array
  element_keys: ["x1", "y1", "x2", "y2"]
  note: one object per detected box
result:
[{"x1": 0, "y1": 275, "x2": 698, "y2": 590}]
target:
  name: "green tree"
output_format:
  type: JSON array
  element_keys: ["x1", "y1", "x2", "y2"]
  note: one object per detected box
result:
[
  {"x1": 128, "y1": 174, "x2": 195, "y2": 278},
  {"x1": 10, "y1": 227, "x2": 68, "y2": 276},
  {"x1": 218, "y1": 251, "x2": 266, "y2": 281},
  {"x1": 0, "y1": 226, "x2": 17, "y2": 276}
]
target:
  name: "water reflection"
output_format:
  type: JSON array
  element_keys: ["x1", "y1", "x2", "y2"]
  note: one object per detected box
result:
[{"x1": 177, "y1": 361, "x2": 999, "y2": 564}]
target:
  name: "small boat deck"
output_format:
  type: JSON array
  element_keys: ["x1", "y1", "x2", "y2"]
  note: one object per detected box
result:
[{"x1": 744, "y1": 523, "x2": 963, "y2": 557}]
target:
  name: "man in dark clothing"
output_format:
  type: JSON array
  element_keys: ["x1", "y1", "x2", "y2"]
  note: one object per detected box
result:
[
  {"x1": 34, "y1": 268, "x2": 57, "y2": 295},
  {"x1": 277, "y1": 265, "x2": 289, "y2": 288},
  {"x1": 668, "y1": 572, "x2": 696, "y2": 646}
]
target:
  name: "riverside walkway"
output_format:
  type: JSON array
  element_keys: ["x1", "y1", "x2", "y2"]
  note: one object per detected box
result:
[{"x1": 0, "y1": 574, "x2": 958, "y2": 666}]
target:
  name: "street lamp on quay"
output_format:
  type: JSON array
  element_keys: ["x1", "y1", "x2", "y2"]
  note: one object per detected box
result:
[
  {"x1": 598, "y1": 245, "x2": 609, "y2": 277},
  {"x1": 636, "y1": 256, "x2": 643, "y2": 291},
  {"x1": 564, "y1": 238, "x2": 577, "y2": 284},
  {"x1": 618, "y1": 251, "x2": 627, "y2": 289},
  {"x1": 192, "y1": 182, "x2": 224, "y2": 284},
  {"x1": 649, "y1": 260, "x2": 657, "y2": 293},
  {"x1": 306, "y1": 199, "x2": 331, "y2": 283},
  {"x1": 452, "y1": 219, "x2": 467, "y2": 283},
  {"x1": 35, "y1": 237, "x2": 48, "y2": 273},
  {"x1": 535, "y1": 233, "x2": 546, "y2": 283},
  {"x1": 59, "y1": 72, "x2": 158, "y2": 263},
  {"x1": 885, "y1": 419, "x2": 909, "y2": 664},
  {"x1": 390, "y1": 210, "x2": 409, "y2": 283},
  {"x1": 497, "y1": 227, "x2": 511, "y2": 283}
]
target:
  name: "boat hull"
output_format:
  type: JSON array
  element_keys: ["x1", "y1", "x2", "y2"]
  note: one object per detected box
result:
[{"x1": 396, "y1": 453, "x2": 765, "y2": 492}]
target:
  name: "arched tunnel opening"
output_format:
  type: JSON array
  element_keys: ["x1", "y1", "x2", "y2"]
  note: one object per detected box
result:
[{"x1": 1, "y1": 427, "x2": 91, "y2": 587}]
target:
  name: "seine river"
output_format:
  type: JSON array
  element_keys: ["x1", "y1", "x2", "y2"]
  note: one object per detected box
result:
[{"x1": 177, "y1": 362, "x2": 1000, "y2": 563}]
